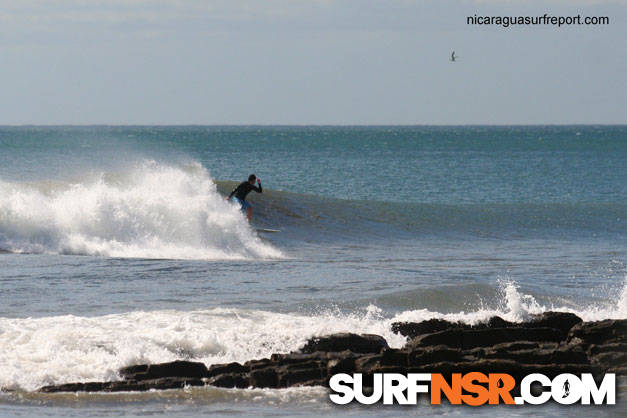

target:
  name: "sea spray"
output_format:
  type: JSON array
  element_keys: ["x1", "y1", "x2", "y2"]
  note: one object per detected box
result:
[
  {"x1": 1, "y1": 279, "x2": 625, "y2": 392},
  {"x1": 0, "y1": 307, "x2": 406, "y2": 391},
  {"x1": 390, "y1": 278, "x2": 627, "y2": 324},
  {"x1": 0, "y1": 161, "x2": 281, "y2": 260}
]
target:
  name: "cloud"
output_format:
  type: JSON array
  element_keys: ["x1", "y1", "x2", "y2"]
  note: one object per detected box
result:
[
  {"x1": 1, "y1": 0, "x2": 623, "y2": 27},
  {"x1": 0, "y1": 0, "x2": 336, "y2": 24}
]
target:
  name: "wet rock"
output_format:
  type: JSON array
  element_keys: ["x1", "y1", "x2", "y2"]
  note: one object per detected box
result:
[
  {"x1": 245, "y1": 358, "x2": 273, "y2": 371},
  {"x1": 408, "y1": 345, "x2": 467, "y2": 366},
  {"x1": 411, "y1": 327, "x2": 565, "y2": 350},
  {"x1": 589, "y1": 352, "x2": 627, "y2": 371},
  {"x1": 475, "y1": 316, "x2": 515, "y2": 329},
  {"x1": 354, "y1": 354, "x2": 384, "y2": 373},
  {"x1": 409, "y1": 359, "x2": 523, "y2": 376},
  {"x1": 40, "y1": 377, "x2": 206, "y2": 393},
  {"x1": 514, "y1": 363, "x2": 601, "y2": 379},
  {"x1": 327, "y1": 355, "x2": 357, "y2": 375},
  {"x1": 299, "y1": 333, "x2": 389, "y2": 354},
  {"x1": 614, "y1": 367, "x2": 627, "y2": 375},
  {"x1": 270, "y1": 352, "x2": 327, "y2": 366},
  {"x1": 206, "y1": 362, "x2": 248, "y2": 378},
  {"x1": 489, "y1": 341, "x2": 545, "y2": 352},
  {"x1": 379, "y1": 348, "x2": 409, "y2": 367},
  {"x1": 279, "y1": 365, "x2": 326, "y2": 387},
  {"x1": 588, "y1": 342, "x2": 627, "y2": 356},
  {"x1": 526, "y1": 312, "x2": 582, "y2": 333},
  {"x1": 116, "y1": 378, "x2": 204, "y2": 391},
  {"x1": 482, "y1": 345, "x2": 588, "y2": 365},
  {"x1": 206, "y1": 373, "x2": 250, "y2": 389},
  {"x1": 119, "y1": 364, "x2": 148, "y2": 378},
  {"x1": 392, "y1": 319, "x2": 467, "y2": 338},
  {"x1": 250, "y1": 367, "x2": 279, "y2": 388},
  {"x1": 393, "y1": 313, "x2": 581, "y2": 340},
  {"x1": 568, "y1": 319, "x2": 627, "y2": 346},
  {"x1": 40, "y1": 382, "x2": 106, "y2": 393},
  {"x1": 36, "y1": 313, "x2": 626, "y2": 394},
  {"x1": 119, "y1": 360, "x2": 209, "y2": 381}
]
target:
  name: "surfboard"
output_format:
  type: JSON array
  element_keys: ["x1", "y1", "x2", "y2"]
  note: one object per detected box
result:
[{"x1": 255, "y1": 228, "x2": 281, "y2": 233}]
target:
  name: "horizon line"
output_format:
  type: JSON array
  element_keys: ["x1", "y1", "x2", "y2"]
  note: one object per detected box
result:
[{"x1": 1, "y1": 123, "x2": 626, "y2": 128}]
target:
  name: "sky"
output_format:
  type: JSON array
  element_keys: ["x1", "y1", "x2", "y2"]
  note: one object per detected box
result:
[{"x1": 1, "y1": 0, "x2": 625, "y2": 124}]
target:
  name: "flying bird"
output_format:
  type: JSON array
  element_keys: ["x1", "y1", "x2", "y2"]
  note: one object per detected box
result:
[{"x1": 450, "y1": 51, "x2": 457, "y2": 62}]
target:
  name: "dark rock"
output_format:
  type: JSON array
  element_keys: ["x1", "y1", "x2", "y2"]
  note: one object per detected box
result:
[
  {"x1": 157, "y1": 377, "x2": 205, "y2": 390},
  {"x1": 279, "y1": 366, "x2": 326, "y2": 387},
  {"x1": 298, "y1": 378, "x2": 328, "y2": 387},
  {"x1": 408, "y1": 345, "x2": 467, "y2": 366},
  {"x1": 109, "y1": 377, "x2": 204, "y2": 391},
  {"x1": 206, "y1": 373, "x2": 250, "y2": 389},
  {"x1": 490, "y1": 341, "x2": 544, "y2": 352},
  {"x1": 568, "y1": 319, "x2": 627, "y2": 346},
  {"x1": 365, "y1": 365, "x2": 411, "y2": 375},
  {"x1": 482, "y1": 316, "x2": 515, "y2": 329},
  {"x1": 411, "y1": 327, "x2": 565, "y2": 350},
  {"x1": 408, "y1": 359, "x2": 523, "y2": 377},
  {"x1": 285, "y1": 360, "x2": 323, "y2": 371},
  {"x1": 119, "y1": 364, "x2": 148, "y2": 378},
  {"x1": 39, "y1": 377, "x2": 207, "y2": 393},
  {"x1": 300, "y1": 333, "x2": 389, "y2": 354},
  {"x1": 482, "y1": 345, "x2": 588, "y2": 365},
  {"x1": 250, "y1": 367, "x2": 279, "y2": 388},
  {"x1": 146, "y1": 361, "x2": 208, "y2": 379},
  {"x1": 270, "y1": 352, "x2": 327, "y2": 366},
  {"x1": 526, "y1": 312, "x2": 583, "y2": 333},
  {"x1": 119, "y1": 360, "x2": 209, "y2": 381},
  {"x1": 104, "y1": 381, "x2": 144, "y2": 392},
  {"x1": 393, "y1": 313, "x2": 582, "y2": 340},
  {"x1": 327, "y1": 356, "x2": 357, "y2": 375},
  {"x1": 40, "y1": 382, "x2": 106, "y2": 393},
  {"x1": 245, "y1": 358, "x2": 273, "y2": 371},
  {"x1": 590, "y1": 352, "x2": 627, "y2": 371},
  {"x1": 37, "y1": 312, "x2": 626, "y2": 394},
  {"x1": 206, "y1": 362, "x2": 248, "y2": 378},
  {"x1": 379, "y1": 348, "x2": 409, "y2": 367},
  {"x1": 516, "y1": 363, "x2": 601, "y2": 379},
  {"x1": 588, "y1": 343, "x2": 627, "y2": 356},
  {"x1": 613, "y1": 367, "x2": 627, "y2": 375},
  {"x1": 354, "y1": 354, "x2": 384, "y2": 373},
  {"x1": 392, "y1": 319, "x2": 467, "y2": 338}
]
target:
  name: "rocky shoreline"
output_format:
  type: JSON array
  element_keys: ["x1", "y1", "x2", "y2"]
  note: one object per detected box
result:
[{"x1": 39, "y1": 312, "x2": 626, "y2": 393}]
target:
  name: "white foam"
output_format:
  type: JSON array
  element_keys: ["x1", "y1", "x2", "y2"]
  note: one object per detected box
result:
[
  {"x1": 0, "y1": 161, "x2": 281, "y2": 260},
  {"x1": 1, "y1": 279, "x2": 625, "y2": 392},
  {"x1": 391, "y1": 278, "x2": 627, "y2": 324},
  {"x1": 0, "y1": 307, "x2": 406, "y2": 392}
]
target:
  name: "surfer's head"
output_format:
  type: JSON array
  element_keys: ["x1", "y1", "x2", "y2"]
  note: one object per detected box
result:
[{"x1": 248, "y1": 174, "x2": 256, "y2": 184}]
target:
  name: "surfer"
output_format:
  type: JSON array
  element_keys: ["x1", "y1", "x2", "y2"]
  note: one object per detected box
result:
[{"x1": 226, "y1": 174, "x2": 262, "y2": 222}]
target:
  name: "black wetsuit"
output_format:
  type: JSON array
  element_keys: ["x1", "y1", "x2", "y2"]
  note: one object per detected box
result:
[{"x1": 228, "y1": 181, "x2": 262, "y2": 201}]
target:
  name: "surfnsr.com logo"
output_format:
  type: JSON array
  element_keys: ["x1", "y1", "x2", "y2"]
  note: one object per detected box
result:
[{"x1": 329, "y1": 373, "x2": 616, "y2": 405}]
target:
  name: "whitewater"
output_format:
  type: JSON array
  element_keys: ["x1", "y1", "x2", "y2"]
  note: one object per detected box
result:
[
  {"x1": 1, "y1": 280, "x2": 625, "y2": 392},
  {"x1": 0, "y1": 161, "x2": 281, "y2": 260},
  {"x1": 0, "y1": 125, "x2": 625, "y2": 416}
]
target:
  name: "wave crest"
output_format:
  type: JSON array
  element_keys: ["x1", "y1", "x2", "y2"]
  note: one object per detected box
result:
[{"x1": 0, "y1": 161, "x2": 282, "y2": 260}]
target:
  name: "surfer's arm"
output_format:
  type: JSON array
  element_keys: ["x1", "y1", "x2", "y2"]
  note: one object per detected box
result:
[{"x1": 252, "y1": 181, "x2": 262, "y2": 193}]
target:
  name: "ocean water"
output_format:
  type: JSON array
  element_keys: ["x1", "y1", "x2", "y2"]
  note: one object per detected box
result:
[{"x1": 0, "y1": 125, "x2": 625, "y2": 416}]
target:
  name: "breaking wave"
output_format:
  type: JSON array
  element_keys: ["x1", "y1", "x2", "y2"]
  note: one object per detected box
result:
[
  {"x1": 1, "y1": 279, "x2": 624, "y2": 392},
  {"x1": 0, "y1": 161, "x2": 282, "y2": 260}
]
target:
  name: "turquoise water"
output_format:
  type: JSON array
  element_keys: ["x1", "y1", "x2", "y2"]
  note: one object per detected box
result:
[
  {"x1": 0, "y1": 126, "x2": 625, "y2": 416},
  {"x1": 1, "y1": 125, "x2": 624, "y2": 203}
]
